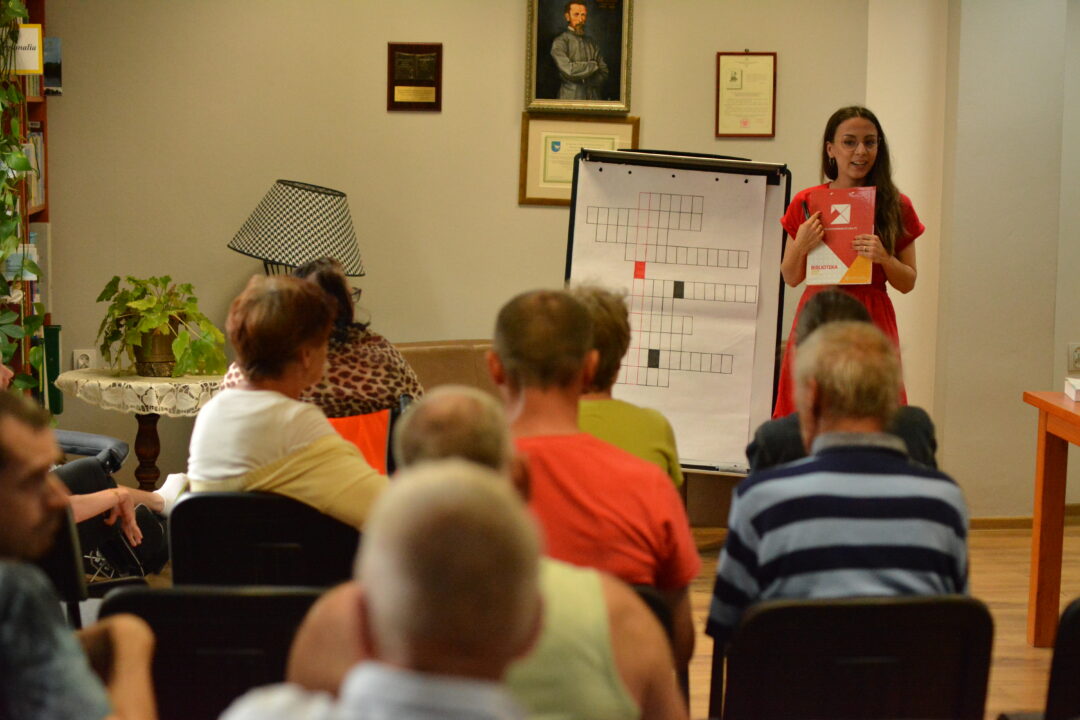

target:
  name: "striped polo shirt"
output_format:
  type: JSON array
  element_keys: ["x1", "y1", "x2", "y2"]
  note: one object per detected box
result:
[{"x1": 706, "y1": 432, "x2": 968, "y2": 646}]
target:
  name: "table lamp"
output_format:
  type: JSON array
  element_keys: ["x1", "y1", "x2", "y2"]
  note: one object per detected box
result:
[{"x1": 227, "y1": 180, "x2": 366, "y2": 276}]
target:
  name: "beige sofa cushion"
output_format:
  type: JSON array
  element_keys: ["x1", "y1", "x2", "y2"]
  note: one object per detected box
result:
[{"x1": 394, "y1": 339, "x2": 498, "y2": 398}]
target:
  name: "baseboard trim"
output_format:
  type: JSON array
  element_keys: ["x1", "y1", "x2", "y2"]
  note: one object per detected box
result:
[{"x1": 969, "y1": 504, "x2": 1080, "y2": 530}]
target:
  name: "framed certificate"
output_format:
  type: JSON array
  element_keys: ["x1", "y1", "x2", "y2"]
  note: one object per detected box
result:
[
  {"x1": 715, "y1": 52, "x2": 776, "y2": 138},
  {"x1": 519, "y1": 112, "x2": 639, "y2": 206}
]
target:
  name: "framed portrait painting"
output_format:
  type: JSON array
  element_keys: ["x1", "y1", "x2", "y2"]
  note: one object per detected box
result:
[{"x1": 526, "y1": 0, "x2": 632, "y2": 114}]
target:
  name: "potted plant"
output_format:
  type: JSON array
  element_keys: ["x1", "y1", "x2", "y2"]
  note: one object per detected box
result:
[{"x1": 95, "y1": 275, "x2": 227, "y2": 377}]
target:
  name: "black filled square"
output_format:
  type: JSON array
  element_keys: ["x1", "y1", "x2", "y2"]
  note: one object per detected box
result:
[
  {"x1": 648, "y1": 349, "x2": 660, "y2": 368},
  {"x1": 673, "y1": 281, "x2": 684, "y2": 299}
]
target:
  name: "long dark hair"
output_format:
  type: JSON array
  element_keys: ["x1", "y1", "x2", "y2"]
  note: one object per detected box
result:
[
  {"x1": 292, "y1": 257, "x2": 369, "y2": 341},
  {"x1": 820, "y1": 106, "x2": 903, "y2": 255}
]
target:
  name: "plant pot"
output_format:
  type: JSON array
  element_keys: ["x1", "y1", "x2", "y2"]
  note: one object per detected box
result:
[{"x1": 134, "y1": 329, "x2": 176, "y2": 377}]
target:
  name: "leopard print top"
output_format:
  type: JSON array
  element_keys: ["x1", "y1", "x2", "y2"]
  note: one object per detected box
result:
[{"x1": 221, "y1": 325, "x2": 424, "y2": 418}]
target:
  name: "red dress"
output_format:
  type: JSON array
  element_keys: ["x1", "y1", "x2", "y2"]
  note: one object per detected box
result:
[{"x1": 772, "y1": 184, "x2": 924, "y2": 418}]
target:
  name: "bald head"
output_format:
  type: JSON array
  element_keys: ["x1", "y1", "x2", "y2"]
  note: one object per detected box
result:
[
  {"x1": 493, "y1": 290, "x2": 593, "y2": 390},
  {"x1": 393, "y1": 385, "x2": 511, "y2": 474},
  {"x1": 357, "y1": 460, "x2": 542, "y2": 674}
]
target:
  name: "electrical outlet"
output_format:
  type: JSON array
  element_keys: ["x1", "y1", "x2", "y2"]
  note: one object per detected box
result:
[
  {"x1": 1069, "y1": 343, "x2": 1080, "y2": 374},
  {"x1": 72, "y1": 348, "x2": 98, "y2": 370}
]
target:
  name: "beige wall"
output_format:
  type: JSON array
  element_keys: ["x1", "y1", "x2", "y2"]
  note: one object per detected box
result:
[
  {"x1": 1058, "y1": 0, "x2": 1080, "y2": 503},
  {"x1": 866, "y1": 0, "x2": 947, "y2": 409},
  {"x1": 45, "y1": 0, "x2": 867, "y2": 488},
  {"x1": 936, "y1": 0, "x2": 1067, "y2": 516},
  {"x1": 44, "y1": 1, "x2": 1076, "y2": 519}
]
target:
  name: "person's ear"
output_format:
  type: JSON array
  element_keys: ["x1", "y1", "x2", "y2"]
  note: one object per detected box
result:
[
  {"x1": 356, "y1": 584, "x2": 379, "y2": 659},
  {"x1": 580, "y1": 349, "x2": 599, "y2": 391},
  {"x1": 797, "y1": 379, "x2": 821, "y2": 451},
  {"x1": 297, "y1": 344, "x2": 314, "y2": 371},
  {"x1": 486, "y1": 350, "x2": 506, "y2": 387},
  {"x1": 509, "y1": 451, "x2": 531, "y2": 502},
  {"x1": 511, "y1": 594, "x2": 545, "y2": 661}
]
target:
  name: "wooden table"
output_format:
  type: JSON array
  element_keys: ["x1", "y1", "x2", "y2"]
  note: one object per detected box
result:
[
  {"x1": 1024, "y1": 391, "x2": 1080, "y2": 646},
  {"x1": 55, "y1": 369, "x2": 222, "y2": 491}
]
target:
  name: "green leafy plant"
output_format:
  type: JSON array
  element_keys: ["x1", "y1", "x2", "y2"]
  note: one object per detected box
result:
[
  {"x1": 0, "y1": 0, "x2": 44, "y2": 390},
  {"x1": 95, "y1": 275, "x2": 227, "y2": 376}
]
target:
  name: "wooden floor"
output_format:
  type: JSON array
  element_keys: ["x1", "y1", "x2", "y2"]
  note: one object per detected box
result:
[{"x1": 687, "y1": 526, "x2": 1080, "y2": 720}]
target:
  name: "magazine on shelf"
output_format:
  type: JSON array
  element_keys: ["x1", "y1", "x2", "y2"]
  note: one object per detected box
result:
[{"x1": 805, "y1": 185, "x2": 875, "y2": 286}]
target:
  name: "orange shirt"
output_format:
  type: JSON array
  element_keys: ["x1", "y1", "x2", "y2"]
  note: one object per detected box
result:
[{"x1": 517, "y1": 433, "x2": 700, "y2": 589}]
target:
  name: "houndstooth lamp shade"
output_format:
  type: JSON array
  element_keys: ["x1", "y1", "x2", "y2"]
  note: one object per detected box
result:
[{"x1": 228, "y1": 180, "x2": 366, "y2": 276}]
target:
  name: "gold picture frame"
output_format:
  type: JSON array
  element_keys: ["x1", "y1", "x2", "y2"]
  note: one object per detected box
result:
[
  {"x1": 525, "y1": 0, "x2": 633, "y2": 114},
  {"x1": 519, "y1": 112, "x2": 639, "y2": 206},
  {"x1": 715, "y1": 52, "x2": 777, "y2": 138}
]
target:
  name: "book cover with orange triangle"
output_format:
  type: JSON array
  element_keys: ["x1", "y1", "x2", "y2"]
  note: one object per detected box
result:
[{"x1": 805, "y1": 186, "x2": 875, "y2": 286}]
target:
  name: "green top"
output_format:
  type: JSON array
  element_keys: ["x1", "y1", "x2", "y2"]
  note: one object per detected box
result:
[
  {"x1": 505, "y1": 559, "x2": 640, "y2": 720},
  {"x1": 578, "y1": 398, "x2": 684, "y2": 487}
]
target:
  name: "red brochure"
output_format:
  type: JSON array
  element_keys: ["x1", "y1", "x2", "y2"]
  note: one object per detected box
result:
[{"x1": 805, "y1": 186, "x2": 875, "y2": 285}]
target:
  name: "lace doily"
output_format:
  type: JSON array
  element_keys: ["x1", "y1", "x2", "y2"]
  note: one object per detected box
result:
[{"x1": 55, "y1": 369, "x2": 223, "y2": 418}]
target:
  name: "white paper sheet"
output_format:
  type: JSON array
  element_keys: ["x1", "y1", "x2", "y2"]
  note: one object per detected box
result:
[{"x1": 569, "y1": 158, "x2": 769, "y2": 468}]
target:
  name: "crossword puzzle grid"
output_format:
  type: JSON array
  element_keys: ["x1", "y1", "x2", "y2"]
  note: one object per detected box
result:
[
  {"x1": 584, "y1": 191, "x2": 755, "y2": 388},
  {"x1": 619, "y1": 278, "x2": 749, "y2": 387}
]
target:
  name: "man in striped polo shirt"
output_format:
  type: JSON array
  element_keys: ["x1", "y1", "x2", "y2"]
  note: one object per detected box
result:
[{"x1": 706, "y1": 321, "x2": 968, "y2": 648}]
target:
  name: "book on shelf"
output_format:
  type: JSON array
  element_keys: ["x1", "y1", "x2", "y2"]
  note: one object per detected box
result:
[
  {"x1": 43, "y1": 37, "x2": 61, "y2": 95},
  {"x1": 27, "y1": 132, "x2": 44, "y2": 208},
  {"x1": 805, "y1": 185, "x2": 875, "y2": 286}
]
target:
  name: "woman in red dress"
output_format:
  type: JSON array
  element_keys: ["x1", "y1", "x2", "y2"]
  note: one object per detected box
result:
[{"x1": 773, "y1": 106, "x2": 924, "y2": 417}]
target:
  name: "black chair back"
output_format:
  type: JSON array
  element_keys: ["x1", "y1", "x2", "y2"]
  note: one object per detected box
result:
[
  {"x1": 33, "y1": 506, "x2": 88, "y2": 628},
  {"x1": 169, "y1": 491, "x2": 360, "y2": 586},
  {"x1": 1042, "y1": 595, "x2": 1080, "y2": 720},
  {"x1": 33, "y1": 503, "x2": 146, "y2": 629},
  {"x1": 99, "y1": 585, "x2": 322, "y2": 720},
  {"x1": 713, "y1": 595, "x2": 993, "y2": 720},
  {"x1": 384, "y1": 393, "x2": 413, "y2": 476},
  {"x1": 632, "y1": 584, "x2": 688, "y2": 702}
]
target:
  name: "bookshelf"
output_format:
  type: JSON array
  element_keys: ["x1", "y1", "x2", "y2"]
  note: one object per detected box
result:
[{"x1": 5, "y1": 0, "x2": 51, "y2": 392}]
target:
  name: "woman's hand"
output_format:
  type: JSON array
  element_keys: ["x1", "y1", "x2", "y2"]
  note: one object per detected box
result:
[
  {"x1": 794, "y1": 212, "x2": 825, "y2": 254},
  {"x1": 781, "y1": 212, "x2": 824, "y2": 286},
  {"x1": 853, "y1": 233, "x2": 890, "y2": 264}
]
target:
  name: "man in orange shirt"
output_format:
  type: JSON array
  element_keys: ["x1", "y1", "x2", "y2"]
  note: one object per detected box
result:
[{"x1": 487, "y1": 289, "x2": 699, "y2": 667}]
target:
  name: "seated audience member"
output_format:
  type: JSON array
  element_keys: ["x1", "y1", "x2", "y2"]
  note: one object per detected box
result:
[
  {"x1": 222, "y1": 460, "x2": 542, "y2": 720},
  {"x1": 488, "y1": 289, "x2": 700, "y2": 667},
  {"x1": 222, "y1": 257, "x2": 423, "y2": 417},
  {"x1": 570, "y1": 285, "x2": 684, "y2": 487},
  {"x1": 707, "y1": 322, "x2": 969, "y2": 649},
  {"x1": 747, "y1": 289, "x2": 938, "y2": 471},
  {"x1": 2, "y1": 361, "x2": 165, "y2": 569},
  {"x1": 0, "y1": 392, "x2": 157, "y2": 720},
  {"x1": 285, "y1": 385, "x2": 687, "y2": 720},
  {"x1": 186, "y1": 275, "x2": 386, "y2": 530},
  {"x1": 62, "y1": 460, "x2": 168, "y2": 575}
]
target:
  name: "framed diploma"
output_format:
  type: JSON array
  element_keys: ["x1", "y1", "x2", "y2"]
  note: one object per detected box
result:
[
  {"x1": 715, "y1": 52, "x2": 776, "y2": 138},
  {"x1": 387, "y1": 42, "x2": 442, "y2": 112},
  {"x1": 519, "y1": 112, "x2": 639, "y2": 206}
]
